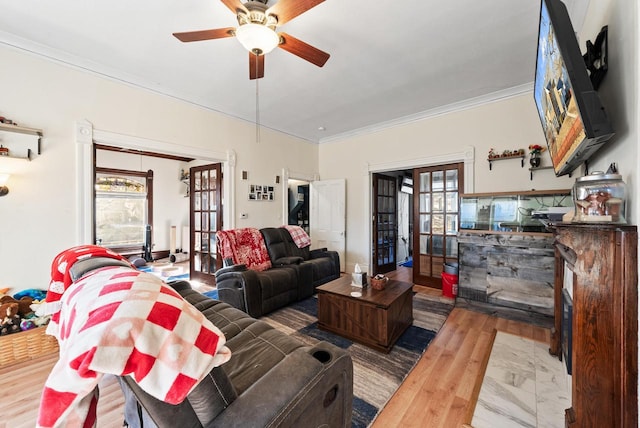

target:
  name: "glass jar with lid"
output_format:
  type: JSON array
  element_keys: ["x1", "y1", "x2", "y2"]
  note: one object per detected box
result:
[{"x1": 573, "y1": 172, "x2": 626, "y2": 223}]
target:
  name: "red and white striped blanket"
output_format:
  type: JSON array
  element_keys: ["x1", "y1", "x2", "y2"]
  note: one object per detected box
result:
[
  {"x1": 282, "y1": 225, "x2": 311, "y2": 248},
  {"x1": 36, "y1": 247, "x2": 231, "y2": 428}
]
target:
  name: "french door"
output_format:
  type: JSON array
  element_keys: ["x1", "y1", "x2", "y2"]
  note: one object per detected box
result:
[
  {"x1": 372, "y1": 174, "x2": 397, "y2": 275},
  {"x1": 413, "y1": 163, "x2": 463, "y2": 287},
  {"x1": 190, "y1": 163, "x2": 222, "y2": 286}
]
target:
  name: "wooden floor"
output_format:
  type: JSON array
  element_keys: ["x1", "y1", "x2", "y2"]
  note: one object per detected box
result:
[
  {"x1": 0, "y1": 267, "x2": 550, "y2": 428},
  {"x1": 373, "y1": 267, "x2": 550, "y2": 428}
]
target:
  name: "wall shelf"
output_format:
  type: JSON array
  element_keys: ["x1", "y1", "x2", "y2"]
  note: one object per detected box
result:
[
  {"x1": 0, "y1": 122, "x2": 42, "y2": 160},
  {"x1": 528, "y1": 166, "x2": 572, "y2": 180},
  {"x1": 529, "y1": 165, "x2": 553, "y2": 180},
  {"x1": 487, "y1": 154, "x2": 525, "y2": 170}
]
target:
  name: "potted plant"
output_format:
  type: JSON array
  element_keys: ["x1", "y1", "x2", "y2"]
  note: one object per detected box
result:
[{"x1": 528, "y1": 144, "x2": 545, "y2": 167}]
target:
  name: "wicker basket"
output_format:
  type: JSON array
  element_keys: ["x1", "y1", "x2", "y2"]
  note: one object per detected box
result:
[
  {"x1": 0, "y1": 326, "x2": 58, "y2": 368},
  {"x1": 370, "y1": 276, "x2": 389, "y2": 290}
]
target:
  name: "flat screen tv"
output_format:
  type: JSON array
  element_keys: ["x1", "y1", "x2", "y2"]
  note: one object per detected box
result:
[{"x1": 533, "y1": 0, "x2": 614, "y2": 176}]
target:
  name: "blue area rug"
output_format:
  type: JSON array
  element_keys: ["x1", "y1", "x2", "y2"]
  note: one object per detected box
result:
[
  {"x1": 399, "y1": 258, "x2": 413, "y2": 267},
  {"x1": 260, "y1": 292, "x2": 453, "y2": 427},
  {"x1": 202, "y1": 289, "x2": 219, "y2": 300},
  {"x1": 137, "y1": 265, "x2": 190, "y2": 282}
]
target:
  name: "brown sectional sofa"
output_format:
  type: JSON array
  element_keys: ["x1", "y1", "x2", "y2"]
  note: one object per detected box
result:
[{"x1": 215, "y1": 227, "x2": 340, "y2": 318}]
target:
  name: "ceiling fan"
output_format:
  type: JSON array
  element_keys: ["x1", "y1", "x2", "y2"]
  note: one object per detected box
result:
[{"x1": 173, "y1": 0, "x2": 330, "y2": 79}]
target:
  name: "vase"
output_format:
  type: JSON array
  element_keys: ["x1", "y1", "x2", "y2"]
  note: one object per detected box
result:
[{"x1": 530, "y1": 154, "x2": 541, "y2": 168}]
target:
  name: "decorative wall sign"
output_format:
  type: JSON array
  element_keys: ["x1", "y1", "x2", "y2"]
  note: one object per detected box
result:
[{"x1": 249, "y1": 184, "x2": 275, "y2": 201}]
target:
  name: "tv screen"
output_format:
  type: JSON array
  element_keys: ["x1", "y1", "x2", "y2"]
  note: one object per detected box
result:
[{"x1": 533, "y1": 0, "x2": 614, "y2": 176}]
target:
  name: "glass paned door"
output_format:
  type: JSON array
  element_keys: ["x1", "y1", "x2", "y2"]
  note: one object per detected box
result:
[
  {"x1": 372, "y1": 174, "x2": 397, "y2": 275},
  {"x1": 190, "y1": 163, "x2": 222, "y2": 286},
  {"x1": 413, "y1": 163, "x2": 463, "y2": 287}
]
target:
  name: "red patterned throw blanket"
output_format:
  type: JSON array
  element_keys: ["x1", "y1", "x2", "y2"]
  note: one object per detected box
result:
[
  {"x1": 36, "y1": 246, "x2": 231, "y2": 428},
  {"x1": 216, "y1": 228, "x2": 272, "y2": 271},
  {"x1": 282, "y1": 225, "x2": 311, "y2": 248}
]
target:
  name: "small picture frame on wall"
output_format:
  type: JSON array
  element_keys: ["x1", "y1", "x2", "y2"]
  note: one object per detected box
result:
[{"x1": 249, "y1": 184, "x2": 275, "y2": 201}]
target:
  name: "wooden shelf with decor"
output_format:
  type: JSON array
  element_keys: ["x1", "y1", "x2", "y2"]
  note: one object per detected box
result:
[
  {"x1": 528, "y1": 165, "x2": 554, "y2": 180},
  {"x1": 487, "y1": 154, "x2": 525, "y2": 170},
  {"x1": 0, "y1": 122, "x2": 43, "y2": 160}
]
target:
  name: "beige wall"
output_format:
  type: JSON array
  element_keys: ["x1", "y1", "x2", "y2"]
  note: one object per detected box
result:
[
  {"x1": 318, "y1": 0, "x2": 637, "y2": 275},
  {"x1": 318, "y1": 93, "x2": 575, "y2": 272},
  {"x1": 0, "y1": 0, "x2": 636, "y2": 293},
  {"x1": 0, "y1": 45, "x2": 318, "y2": 291}
]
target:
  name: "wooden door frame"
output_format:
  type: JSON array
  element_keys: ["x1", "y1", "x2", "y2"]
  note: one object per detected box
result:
[
  {"x1": 76, "y1": 120, "x2": 237, "y2": 243},
  {"x1": 365, "y1": 146, "x2": 475, "y2": 276},
  {"x1": 280, "y1": 168, "x2": 319, "y2": 226}
]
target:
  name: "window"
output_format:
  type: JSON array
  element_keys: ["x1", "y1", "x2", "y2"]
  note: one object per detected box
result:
[{"x1": 95, "y1": 169, "x2": 153, "y2": 251}]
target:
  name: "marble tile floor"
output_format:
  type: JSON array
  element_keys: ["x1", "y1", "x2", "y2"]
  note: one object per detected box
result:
[{"x1": 471, "y1": 331, "x2": 571, "y2": 428}]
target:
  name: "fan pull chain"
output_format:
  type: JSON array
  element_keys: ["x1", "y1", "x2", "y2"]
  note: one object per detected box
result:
[{"x1": 255, "y1": 54, "x2": 261, "y2": 144}]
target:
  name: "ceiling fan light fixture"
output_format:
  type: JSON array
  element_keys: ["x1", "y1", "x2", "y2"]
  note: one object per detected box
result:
[{"x1": 235, "y1": 23, "x2": 279, "y2": 55}]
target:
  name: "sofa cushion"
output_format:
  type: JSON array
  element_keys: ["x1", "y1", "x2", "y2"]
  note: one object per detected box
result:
[
  {"x1": 120, "y1": 364, "x2": 238, "y2": 428},
  {"x1": 272, "y1": 256, "x2": 304, "y2": 266},
  {"x1": 261, "y1": 227, "x2": 289, "y2": 262},
  {"x1": 255, "y1": 268, "x2": 301, "y2": 315},
  {"x1": 177, "y1": 287, "x2": 306, "y2": 394},
  {"x1": 223, "y1": 323, "x2": 306, "y2": 394},
  {"x1": 279, "y1": 228, "x2": 313, "y2": 260},
  {"x1": 186, "y1": 366, "x2": 237, "y2": 426},
  {"x1": 304, "y1": 257, "x2": 339, "y2": 287},
  {"x1": 216, "y1": 228, "x2": 272, "y2": 271}
]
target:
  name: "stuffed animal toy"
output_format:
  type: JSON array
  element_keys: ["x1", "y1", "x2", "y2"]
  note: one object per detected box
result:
[
  {"x1": 0, "y1": 295, "x2": 35, "y2": 318},
  {"x1": 20, "y1": 318, "x2": 36, "y2": 331},
  {"x1": 33, "y1": 313, "x2": 51, "y2": 327},
  {"x1": 0, "y1": 315, "x2": 21, "y2": 335},
  {"x1": 16, "y1": 296, "x2": 34, "y2": 318},
  {"x1": 0, "y1": 301, "x2": 18, "y2": 323},
  {"x1": 27, "y1": 300, "x2": 52, "y2": 327},
  {"x1": 0, "y1": 302, "x2": 20, "y2": 335}
]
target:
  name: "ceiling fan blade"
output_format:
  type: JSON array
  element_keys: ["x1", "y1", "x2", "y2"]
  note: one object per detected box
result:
[
  {"x1": 267, "y1": 0, "x2": 325, "y2": 25},
  {"x1": 278, "y1": 32, "x2": 329, "y2": 67},
  {"x1": 221, "y1": 0, "x2": 248, "y2": 15},
  {"x1": 173, "y1": 27, "x2": 235, "y2": 42},
  {"x1": 249, "y1": 52, "x2": 265, "y2": 80}
]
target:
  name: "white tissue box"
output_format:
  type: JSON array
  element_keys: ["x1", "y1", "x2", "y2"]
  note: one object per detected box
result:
[{"x1": 351, "y1": 272, "x2": 367, "y2": 287}]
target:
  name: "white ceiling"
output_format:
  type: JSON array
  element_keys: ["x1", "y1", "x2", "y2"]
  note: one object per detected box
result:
[{"x1": 0, "y1": 0, "x2": 589, "y2": 144}]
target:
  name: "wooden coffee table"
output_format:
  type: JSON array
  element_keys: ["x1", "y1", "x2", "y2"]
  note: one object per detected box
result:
[{"x1": 316, "y1": 275, "x2": 413, "y2": 353}]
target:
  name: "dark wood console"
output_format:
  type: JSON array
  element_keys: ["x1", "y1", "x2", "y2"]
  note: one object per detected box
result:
[{"x1": 551, "y1": 223, "x2": 637, "y2": 428}]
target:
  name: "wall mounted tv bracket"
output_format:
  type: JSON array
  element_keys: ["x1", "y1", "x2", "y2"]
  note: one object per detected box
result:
[{"x1": 583, "y1": 25, "x2": 608, "y2": 90}]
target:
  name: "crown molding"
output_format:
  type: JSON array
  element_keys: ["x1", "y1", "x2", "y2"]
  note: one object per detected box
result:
[
  {"x1": 318, "y1": 83, "x2": 533, "y2": 144},
  {"x1": 1, "y1": 30, "x2": 538, "y2": 147}
]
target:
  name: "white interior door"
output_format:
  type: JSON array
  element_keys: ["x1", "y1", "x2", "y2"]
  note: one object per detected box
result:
[{"x1": 310, "y1": 179, "x2": 346, "y2": 272}]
